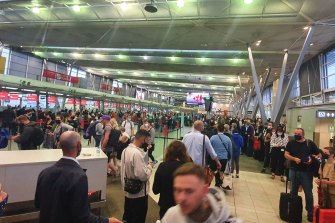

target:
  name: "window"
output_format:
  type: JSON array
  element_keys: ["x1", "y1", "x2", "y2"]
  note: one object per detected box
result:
[
  {"x1": 2, "y1": 47, "x2": 10, "y2": 74},
  {"x1": 289, "y1": 73, "x2": 300, "y2": 98},
  {"x1": 77, "y1": 69, "x2": 86, "y2": 78},
  {"x1": 323, "y1": 49, "x2": 335, "y2": 89}
]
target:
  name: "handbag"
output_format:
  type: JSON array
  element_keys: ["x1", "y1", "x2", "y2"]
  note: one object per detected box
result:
[
  {"x1": 222, "y1": 162, "x2": 233, "y2": 190},
  {"x1": 123, "y1": 150, "x2": 143, "y2": 194},
  {"x1": 217, "y1": 134, "x2": 231, "y2": 160},
  {"x1": 202, "y1": 135, "x2": 215, "y2": 185}
]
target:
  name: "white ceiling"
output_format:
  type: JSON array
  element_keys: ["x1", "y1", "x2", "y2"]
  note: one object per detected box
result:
[{"x1": 1, "y1": 0, "x2": 335, "y2": 103}]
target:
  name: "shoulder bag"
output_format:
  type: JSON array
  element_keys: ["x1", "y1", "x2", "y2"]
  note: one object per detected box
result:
[
  {"x1": 202, "y1": 134, "x2": 215, "y2": 185},
  {"x1": 217, "y1": 134, "x2": 231, "y2": 160},
  {"x1": 123, "y1": 149, "x2": 144, "y2": 194}
]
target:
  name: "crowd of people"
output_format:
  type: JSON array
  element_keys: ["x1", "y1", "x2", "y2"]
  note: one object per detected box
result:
[{"x1": 1, "y1": 105, "x2": 335, "y2": 223}]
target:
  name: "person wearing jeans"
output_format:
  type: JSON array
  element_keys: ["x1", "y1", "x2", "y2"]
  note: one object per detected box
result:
[
  {"x1": 210, "y1": 124, "x2": 232, "y2": 187},
  {"x1": 94, "y1": 119, "x2": 103, "y2": 148},
  {"x1": 285, "y1": 128, "x2": 320, "y2": 222},
  {"x1": 231, "y1": 129, "x2": 243, "y2": 178}
]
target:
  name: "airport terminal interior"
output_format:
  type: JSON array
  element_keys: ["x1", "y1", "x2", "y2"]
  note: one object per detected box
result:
[{"x1": 1, "y1": 0, "x2": 335, "y2": 222}]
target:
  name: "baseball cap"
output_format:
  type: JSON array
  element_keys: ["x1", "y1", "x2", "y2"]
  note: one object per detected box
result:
[{"x1": 100, "y1": 115, "x2": 111, "y2": 121}]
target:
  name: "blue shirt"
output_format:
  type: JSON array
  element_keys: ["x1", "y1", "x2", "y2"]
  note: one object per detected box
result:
[
  {"x1": 210, "y1": 133, "x2": 232, "y2": 160},
  {"x1": 231, "y1": 133, "x2": 244, "y2": 157},
  {"x1": 182, "y1": 130, "x2": 217, "y2": 166}
]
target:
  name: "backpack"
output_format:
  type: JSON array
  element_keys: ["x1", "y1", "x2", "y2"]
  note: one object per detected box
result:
[
  {"x1": 86, "y1": 121, "x2": 99, "y2": 138},
  {"x1": 107, "y1": 128, "x2": 121, "y2": 151},
  {"x1": 33, "y1": 126, "x2": 44, "y2": 147},
  {"x1": 0, "y1": 128, "x2": 10, "y2": 149}
]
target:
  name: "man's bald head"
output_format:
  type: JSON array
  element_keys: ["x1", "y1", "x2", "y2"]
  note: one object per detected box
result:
[
  {"x1": 59, "y1": 131, "x2": 81, "y2": 155},
  {"x1": 193, "y1": 120, "x2": 204, "y2": 131}
]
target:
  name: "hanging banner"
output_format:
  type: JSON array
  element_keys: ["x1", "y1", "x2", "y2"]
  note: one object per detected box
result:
[
  {"x1": 27, "y1": 94, "x2": 37, "y2": 101},
  {"x1": 43, "y1": 69, "x2": 80, "y2": 84}
]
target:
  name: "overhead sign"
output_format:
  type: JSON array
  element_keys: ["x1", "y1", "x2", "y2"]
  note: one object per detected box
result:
[
  {"x1": 186, "y1": 92, "x2": 209, "y2": 105},
  {"x1": 43, "y1": 69, "x2": 80, "y2": 84},
  {"x1": 0, "y1": 91, "x2": 8, "y2": 99},
  {"x1": 316, "y1": 110, "x2": 335, "y2": 118},
  {"x1": 27, "y1": 94, "x2": 37, "y2": 101}
]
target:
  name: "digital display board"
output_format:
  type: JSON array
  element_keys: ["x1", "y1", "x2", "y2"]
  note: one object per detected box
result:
[{"x1": 186, "y1": 92, "x2": 209, "y2": 105}]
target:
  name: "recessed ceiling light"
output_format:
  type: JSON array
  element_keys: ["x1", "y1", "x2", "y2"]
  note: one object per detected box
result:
[
  {"x1": 102, "y1": 70, "x2": 107, "y2": 74},
  {"x1": 32, "y1": 7, "x2": 40, "y2": 14},
  {"x1": 242, "y1": 72, "x2": 246, "y2": 75},
  {"x1": 233, "y1": 58, "x2": 238, "y2": 63},
  {"x1": 72, "y1": 5, "x2": 80, "y2": 12},
  {"x1": 310, "y1": 43, "x2": 314, "y2": 46},
  {"x1": 177, "y1": 0, "x2": 184, "y2": 8},
  {"x1": 155, "y1": 82, "x2": 158, "y2": 85},
  {"x1": 118, "y1": 54, "x2": 125, "y2": 59},
  {"x1": 244, "y1": 0, "x2": 253, "y2": 4},
  {"x1": 72, "y1": 52, "x2": 80, "y2": 57},
  {"x1": 170, "y1": 56, "x2": 176, "y2": 61},
  {"x1": 168, "y1": 74, "x2": 174, "y2": 78},
  {"x1": 200, "y1": 57, "x2": 206, "y2": 62},
  {"x1": 117, "y1": 71, "x2": 122, "y2": 74},
  {"x1": 94, "y1": 53, "x2": 102, "y2": 58},
  {"x1": 121, "y1": 2, "x2": 128, "y2": 11},
  {"x1": 208, "y1": 76, "x2": 213, "y2": 80},
  {"x1": 303, "y1": 26, "x2": 310, "y2": 30},
  {"x1": 143, "y1": 55, "x2": 148, "y2": 60}
]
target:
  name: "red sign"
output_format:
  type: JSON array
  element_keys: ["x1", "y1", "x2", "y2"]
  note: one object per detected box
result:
[
  {"x1": 0, "y1": 92, "x2": 8, "y2": 99},
  {"x1": 101, "y1": 83, "x2": 111, "y2": 91},
  {"x1": 48, "y1": 96, "x2": 56, "y2": 103},
  {"x1": 9, "y1": 94, "x2": 19, "y2": 100},
  {"x1": 81, "y1": 100, "x2": 87, "y2": 105},
  {"x1": 94, "y1": 101, "x2": 100, "y2": 107},
  {"x1": 113, "y1": 103, "x2": 117, "y2": 108},
  {"x1": 104, "y1": 102, "x2": 109, "y2": 107},
  {"x1": 67, "y1": 98, "x2": 74, "y2": 104},
  {"x1": 43, "y1": 69, "x2": 80, "y2": 84},
  {"x1": 27, "y1": 94, "x2": 37, "y2": 101}
]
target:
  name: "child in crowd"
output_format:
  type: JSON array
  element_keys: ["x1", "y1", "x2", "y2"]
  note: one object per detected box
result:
[{"x1": 315, "y1": 147, "x2": 335, "y2": 208}]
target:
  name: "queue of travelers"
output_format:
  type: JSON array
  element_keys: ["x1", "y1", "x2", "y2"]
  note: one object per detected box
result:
[{"x1": 1, "y1": 106, "x2": 335, "y2": 223}]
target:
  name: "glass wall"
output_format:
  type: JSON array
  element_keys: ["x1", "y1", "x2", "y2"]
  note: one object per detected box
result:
[{"x1": 323, "y1": 49, "x2": 335, "y2": 89}]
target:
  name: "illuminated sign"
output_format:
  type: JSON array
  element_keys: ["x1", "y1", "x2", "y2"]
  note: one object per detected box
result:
[{"x1": 316, "y1": 110, "x2": 335, "y2": 118}]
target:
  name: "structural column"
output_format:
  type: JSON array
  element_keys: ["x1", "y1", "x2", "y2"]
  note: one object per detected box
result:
[
  {"x1": 248, "y1": 45, "x2": 267, "y2": 124},
  {"x1": 252, "y1": 68, "x2": 271, "y2": 120},
  {"x1": 273, "y1": 26, "x2": 315, "y2": 126},
  {"x1": 272, "y1": 51, "x2": 288, "y2": 120}
]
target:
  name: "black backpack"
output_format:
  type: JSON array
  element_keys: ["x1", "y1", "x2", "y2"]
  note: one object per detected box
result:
[
  {"x1": 107, "y1": 128, "x2": 121, "y2": 151},
  {"x1": 33, "y1": 126, "x2": 44, "y2": 146}
]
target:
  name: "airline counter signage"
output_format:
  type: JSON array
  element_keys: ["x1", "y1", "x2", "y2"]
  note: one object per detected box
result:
[
  {"x1": 43, "y1": 69, "x2": 80, "y2": 84},
  {"x1": 316, "y1": 110, "x2": 335, "y2": 118}
]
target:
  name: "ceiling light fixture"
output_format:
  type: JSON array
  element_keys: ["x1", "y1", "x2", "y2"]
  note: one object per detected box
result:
[
  {"x1": 72, "y1": 5, "x2": 81, "y2": 12},
  {"x1": 255, "y1": 40, "x2": 262, "y2": 46},
  {"x1": 177, "y1": 0, "x2": 184, "y2": 8},
  {"x1": 121, "y1": 2, "x2": 128, "y2": 11},
  {"x1": 143, "y1": 55, "x2": 148, "y2": 60},
  {"x1": 310, "y1": 43, "x2": 314, "y2": 46},
  {"x1": 118, "y1": 54, "x2": 125, "y2": 59},
  {"x1": 72, "y1": 52, "x2": 80, "y2": 57},
  {"x1": 94, "y1": 53, "x2": 102, "y2": 58},
  {"x1": 244, "y1": 0, "x2": 253, "y2": 4},
  {"x1": 303, "y1": 26, "x2": 310, "y2": 30},
  {"x1": 144, "y1": 0, "x2": 158, "y2": 13},
  {"x1": 170, "y1": 56, "x2": 176, "y2": 61},
  {"x1": 200, "y1": 57, "x2": 206, "y2": 62},
  {"x1": 32, "y1": 7, "x2": 40, "y2": 14}
]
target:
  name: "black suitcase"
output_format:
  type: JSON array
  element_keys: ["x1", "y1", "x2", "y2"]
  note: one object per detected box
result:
[{"x1": 279, "y1": 175, "x2": 303, "y2": 223}]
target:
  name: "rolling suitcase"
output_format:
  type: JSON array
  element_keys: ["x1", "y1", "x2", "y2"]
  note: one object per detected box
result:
[
  {"x1": 279, "y1": 173, "x2": 303, "y2": 223},
  {"x1": 313, "y1": 206, "x2": 335, "y2": 223}
]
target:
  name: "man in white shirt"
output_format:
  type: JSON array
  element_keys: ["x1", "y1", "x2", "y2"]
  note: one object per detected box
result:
[
  {"x1": 121, "y1": 129, "x2": 153, "y2": 223},
  {"x1": 182, "y1": 120, "x2": 221, "y2": 170},
  {"x1": 121, "y1": 113, "x2": 134, "y2": 137}
]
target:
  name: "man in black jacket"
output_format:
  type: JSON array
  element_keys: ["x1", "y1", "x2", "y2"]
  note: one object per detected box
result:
[
  {"x1": 10, "y1": 115, "x2": 39, "y2": 150},
  {"x1": 34, "y1": 131, "x2": 121, "y2": 223}
]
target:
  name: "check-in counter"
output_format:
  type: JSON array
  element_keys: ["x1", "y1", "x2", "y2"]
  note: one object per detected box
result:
[{"x1": 0, "y1": 148, "x2": 107, "y2": 204}]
